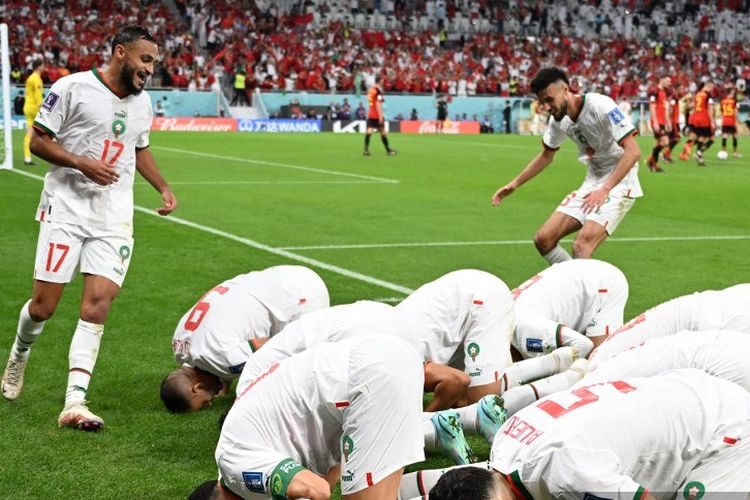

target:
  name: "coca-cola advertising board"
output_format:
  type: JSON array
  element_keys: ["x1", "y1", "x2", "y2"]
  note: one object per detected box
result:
[
  {"x1": 400, "y1": 120, "x2": 480, "y2": 134},
  {"x1": 151, "y1": 117, "x2": 238, "y2": 132}
]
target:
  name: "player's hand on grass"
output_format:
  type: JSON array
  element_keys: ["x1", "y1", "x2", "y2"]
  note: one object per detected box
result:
[
  {"x1": 582, "y1": 187, "x2": 609, "y2": 213},
  {"x1": 157, "y1": 186, "x2": 177, "y2": 215},
  {"x1": 76, "y1": 157, "x2": 119, "y2": 185},
  {"x1": 491, "y1": 182, "x2": 517, "y2": 206}
]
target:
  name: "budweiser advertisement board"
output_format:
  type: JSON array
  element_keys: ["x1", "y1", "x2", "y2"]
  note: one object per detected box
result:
[
  {"x1": 400, "y1": 120, "x2": 480, "y2": 135},
  {"x1": 151, "y1": 117, "x2": 238, "y2": 132}
]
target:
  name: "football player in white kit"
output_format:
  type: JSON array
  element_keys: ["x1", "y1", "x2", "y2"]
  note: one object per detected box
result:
[
  {"x1": 589, "y1": 283, "x2": 750, "y2": 368},
  {"x1": 393, "y1": 269, "x2": 516, "y2": 404},
  {"x1": 190, "y1": 336, "x2": 425, "y2": 500},
  {"x1": 579, "y1": 329, "x2": 750, "y2": 391},
  {"x1": 160, "y1": 265, "x2": 329, "y2": 413},
  {"x1": 1, "y1": 27, "x2": 177, "y2": 431},
  {"x1": 513, "y1": 259, "x2": 628, "y2": 357},
  {"x1": 491, "y1": 67, "x2": 642, "y2": 264},
  {"x1": 415, "y1": 370, "x2": 750, "y2": 499}
]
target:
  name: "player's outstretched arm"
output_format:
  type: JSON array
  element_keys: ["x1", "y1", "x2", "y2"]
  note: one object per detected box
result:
[
  {"x1": 135, "y1": 147, "x2": 177, "y2": 215},
  {"x1": 29, "y1": 129, "x2": 119, "y2": 185},
  {"x1": 491, "y1": 148, "x2": 555, "y2": 206}
]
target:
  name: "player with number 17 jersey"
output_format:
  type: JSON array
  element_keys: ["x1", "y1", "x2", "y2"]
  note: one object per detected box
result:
[{"x1": 33, "y1": 68, "x2": 153, "y2": 233}]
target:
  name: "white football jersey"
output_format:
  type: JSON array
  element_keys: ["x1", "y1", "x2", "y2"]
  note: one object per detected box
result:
[
  {"x1": 589, "y1": 283, "x2": 750, "y2": 368},
  {"x1": 393, "y1": 269, "x2": 515, "y2": 386},
  {"x1": 579, "y1": 330, "x2": 750, "y2": 392},
  {"x1": 34, "y1": 69, "x2": 153, "y2": 232},
  {"x1": 236, "y1": 300, "x2": 398, "y2": 393},
  {"x1": 513, "y1": 259, "x2": 628, "y2": 356},
  {"x1": 543, "y1": 92, "x2": 643, "y2": 197},
  {"x1": 221, "y1": 336, "x2": 424, "y2": 498},
  {"x1": 491, "y1": 369, "x2": 750, "y2": 498},
  {"x1": 172, "y1": 265, "x2": 329, "y2": 378}
]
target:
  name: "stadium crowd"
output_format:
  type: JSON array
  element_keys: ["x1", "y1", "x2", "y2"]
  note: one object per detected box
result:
[{"x1": 3, "y1": 0, "x2": 750, "y2": 101}]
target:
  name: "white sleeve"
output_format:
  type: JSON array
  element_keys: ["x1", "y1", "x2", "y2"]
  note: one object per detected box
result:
[
  {"x1": 542, "y1": 116, "x2": 566, "y2": 150},
  {"x1": 599, "y1": 95, "x2": 636, "y2": 144},
  {"x1": 137, "y1": 98, "x2": 153, "y2": 149},
  {"x1": 34, "y1": 78, "x2": 71, "y2": 137},
  {"x1": 542, "y1": 447, "x2": 645, "y2": 499}
]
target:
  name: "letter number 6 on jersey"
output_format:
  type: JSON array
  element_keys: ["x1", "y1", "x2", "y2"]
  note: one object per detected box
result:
[{"x1": 100, "y1": 139, "x2": 125, "y2": 166}]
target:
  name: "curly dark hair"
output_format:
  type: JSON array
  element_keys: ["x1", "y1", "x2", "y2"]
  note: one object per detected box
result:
[
  {"x1": 429, "y1": 467, "x2": 497, "y2": 500},
  {"x1": 111, "y1": 25, "x2": 157, "y2": 54},
  {"x1": 530, "y1": 67, "x2": 570, "y2": 95}
]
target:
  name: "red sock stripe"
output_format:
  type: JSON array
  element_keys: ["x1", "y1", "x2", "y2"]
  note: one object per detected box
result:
[
  {"x1": 417, "y1": 470, "x2": 426, "y2": 496},
  {"x1": 529, "y1": 383, "x2": 540, "y2": 401},
  {"x1": 502, "y1": 372, "x2": 509, "y2": 394},
  {"x1": 69, "y1": 368, "x2": 92, "y2": 376},
  {"x1": 366, "y1": 472, "x2": 374, "y2": 487}
]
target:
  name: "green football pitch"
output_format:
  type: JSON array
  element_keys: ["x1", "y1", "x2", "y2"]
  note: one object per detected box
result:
[{"x1": 1, "y1": 130, "x2": 748, "y2": 498}]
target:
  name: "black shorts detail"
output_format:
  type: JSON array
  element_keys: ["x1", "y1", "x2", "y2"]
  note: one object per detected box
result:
[
  {"x1": 367, "y1": 118, "x2": 382, "y2": 128},
  {"x1": 693, "y1": 127, "x2": 713, "y2": 138},
  {"x1": 721, "y1": 126, "x2": 737, "y2": 135}
]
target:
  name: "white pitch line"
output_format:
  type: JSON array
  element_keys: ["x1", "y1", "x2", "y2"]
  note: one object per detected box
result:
[
  {"x1": 134, "y1": 180, "x2": 386, "y2": 186},
  {"x1": 371, "y1": 297, "x2": 405, "y2": 303},
  {"x1": 281, "y1": 234, "x2": 750, "y2": 251},
  {"x1": 7, "y1": 168, "x2": 413, "y2": 295},
  {"x1": 153, "y1": 146, "x2": 400, "y2": 184}
]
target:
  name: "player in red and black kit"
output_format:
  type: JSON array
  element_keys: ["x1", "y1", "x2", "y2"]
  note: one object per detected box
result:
[
  {"x1": 680, "y1": 81, "x2": 715, "y2": 166},
  {"x1": 647, "y1": 76, "x2": 671, "y2": 172},
  {"x1": 664, "y1": 82, "x2": 684, "y2": 164},
  {"x1": 364, "y1": 75, "x2": 396, "y2": 156},
  {"x1": 720, "y1": 88, "x2": 741, "y2": 158}
]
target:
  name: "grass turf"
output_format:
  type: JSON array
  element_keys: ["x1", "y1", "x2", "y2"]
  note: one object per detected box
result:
[{"x1": 1, "y1": 130, "x2": 748, "y2": 498}]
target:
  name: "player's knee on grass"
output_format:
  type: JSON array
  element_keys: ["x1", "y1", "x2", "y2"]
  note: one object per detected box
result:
[{"x1": 160, "y1": 367, "x2": 222, "y2": 413}]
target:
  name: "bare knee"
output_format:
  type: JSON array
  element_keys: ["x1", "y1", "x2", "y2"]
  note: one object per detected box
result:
[
  {"x1": 28, "y1": 297, "x2": 57, "y2": 322},
  {"x1": 572, "y1": 233, "x2": 601, "y2": 258},
  {"x1": 533, "y1": 230, "x2": 558, "y2": 255},
  {"x1": 80, "y1": 296, "x2": 114, "y2": 324}
]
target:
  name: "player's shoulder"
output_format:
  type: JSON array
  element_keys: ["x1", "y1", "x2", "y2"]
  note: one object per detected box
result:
[{"x1": 585, "y1": 92, "x2": 618, "y2": 110}]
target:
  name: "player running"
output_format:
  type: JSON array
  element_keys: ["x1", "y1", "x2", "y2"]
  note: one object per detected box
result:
[
  {"x1": 680, "y1": 81, "x2": 715, "y2": 166},
  {"x1": 512, "y1": 259, "x2": 628, "y2": 358},
  {"x1": 646, "y1": 76, "x2": 671, "y2": 172},
  {"x1": 492, "y1": 67, "x2": 642, "y2": 264},
  {"x1": 415, "y1": 370, "x2": 750, "y2": 499},
  {"x1": 190, "y1": 336, "x2": 425, "y2": 500},
  {"x1": 363, "y1": 75, "x2": 396, "y2": 156},
  {"x1": 1, "y1": 26, "x2": 177, "y2": 431},
  {"x1": 589, "y1": 283, "x2": 750, "y2": 368},
  {"x1": 22, "y1": 60, "x2": 45, "y2": 166},
  {"x1": 160, "y1": 265, "x2": 328, "y2": 413},
  {"x1": 719, "y1": 87, "x2": 741, "y2": 158},
  {"x1": 665, "y1": 82, "x2": 685, "y2": 163}
]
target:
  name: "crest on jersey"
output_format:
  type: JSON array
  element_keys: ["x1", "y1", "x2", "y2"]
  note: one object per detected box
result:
[
  {"x1": 41, "y1": 92, "x2": 60, "y2": 112},
  {"x1": 607, "y1": 108, "x2": 625, "y2": 125},
  {"x1": 242, "y1": 472, "x2": 265, "y2": 494},
  {"x1": 683, "y1": 481, "x2": 705, "y2": 500},
  {"x1": 119, "y1": 245, "x2": 131, "y2": 263},
  {"x1": 467, "y1": 342, "x2": 480, "y2": 361},
  {"x1": 112, "y1": 119, "x2": 127, "y2": 137},
  {"x1": 342, "y1": 435, "x2": 355, "y2": 462}
]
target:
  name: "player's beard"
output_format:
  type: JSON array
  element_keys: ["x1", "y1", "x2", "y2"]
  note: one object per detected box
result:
[
  {"x1": 552, "y1": 100, "x2": 568, "y2": 121},
  {"x1": 121, "y1": 61, "x2": 147, "y2": 95}
]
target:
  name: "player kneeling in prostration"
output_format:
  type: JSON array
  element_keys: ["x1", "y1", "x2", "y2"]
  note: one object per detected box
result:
[
  {"x1": 403, "y1": 370, "x2": 750, "y2": 499},
  {"x1": 578, "y1": 329, "x2": 750, "y2": 392},
  {"x1": 513, "y1": 259, "x2": 629, "y2": 357},
  {"x1": 589, "y1": 283, "x2": 750, "y2": 369},
  {"x1": 190, "y1": 336, "x2": 425, "y2": 500},
  {"x1": 160, "y1": 265, "x2": 328, "y2": 412}
]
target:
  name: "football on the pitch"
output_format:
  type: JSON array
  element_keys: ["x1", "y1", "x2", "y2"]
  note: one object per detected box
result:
[{"x1": 717, "y1": 150, "x2": 728, "y2": 160}]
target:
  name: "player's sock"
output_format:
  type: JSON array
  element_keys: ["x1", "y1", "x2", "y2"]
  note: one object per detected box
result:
[
  {"x1": 23, "y1": 134, "x2": 32, "y2": 163},
  {"x1": 381, "y1": 135, "x2": 391, "y2": 151},
  {"x1": 722, "y1": 137, "x2": 727, "y2": 149},
  {"x1": 64, "y1": 319, "x2": 104, "y2": 408},
  {"x1": 364, "y1": 133, "x2": 371, "y2": 151},
  {"x1": 424, "y1": 405, "x2": 480, "y2": 435},
  {"x1": 556, "y1": 326, "x2": 594, "y2": 358},
  {"x1": 733, "y1": 137, "x2": 738, "y2": 152},
  {"x1": 11, "y1": 300, "x2": 46, "y2": 359},
  {"x1": 651, "y1": 146, "x2": 662, "y2": 161},
  {"x1": 497, "y1": 346, "x2": 577, "y2": 393},
  {"x1": 704, "y1": 139, "x2": 714, "y2": 151},
  {"x1": 542, "y1": 245, "x2": 572, "y2": 265},
  {"x1": 399, "y1": 464, "x2": 489, "y2": 500},
  {"x1": 500, "y1": 359, "x2": 588, "y2": 416}
]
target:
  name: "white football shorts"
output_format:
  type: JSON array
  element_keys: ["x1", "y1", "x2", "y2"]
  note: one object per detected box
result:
[{"x1": 556, "y1": 185, "x2": 636, "y2": 235}]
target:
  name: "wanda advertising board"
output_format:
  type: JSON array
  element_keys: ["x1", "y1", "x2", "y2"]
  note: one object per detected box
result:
[{"x1": 400, "y1": 120, "x2": 480, "y2": 134}]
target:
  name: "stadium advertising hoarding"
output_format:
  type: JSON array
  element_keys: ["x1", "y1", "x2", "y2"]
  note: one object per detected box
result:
[
  {"x1": 0, "y1": 116, "x2": 29, "y2": 130},
  {"x1": 152, "y1": 117, "x2": 238, "y2": 132},
  {"x1": 400, "y1": 120, "x2": 480, "y2": 134},
  {"x1": 326, "y1": 120, "x2": 400, "y2": 133},
  {"x1": 238, "y1": 119, "x2": 322, "y2": 133}
]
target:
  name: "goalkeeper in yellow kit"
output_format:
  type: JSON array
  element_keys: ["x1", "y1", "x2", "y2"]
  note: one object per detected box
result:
[{"x1": 23, "y1": 60, "x2": 45, "y2": 165}]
